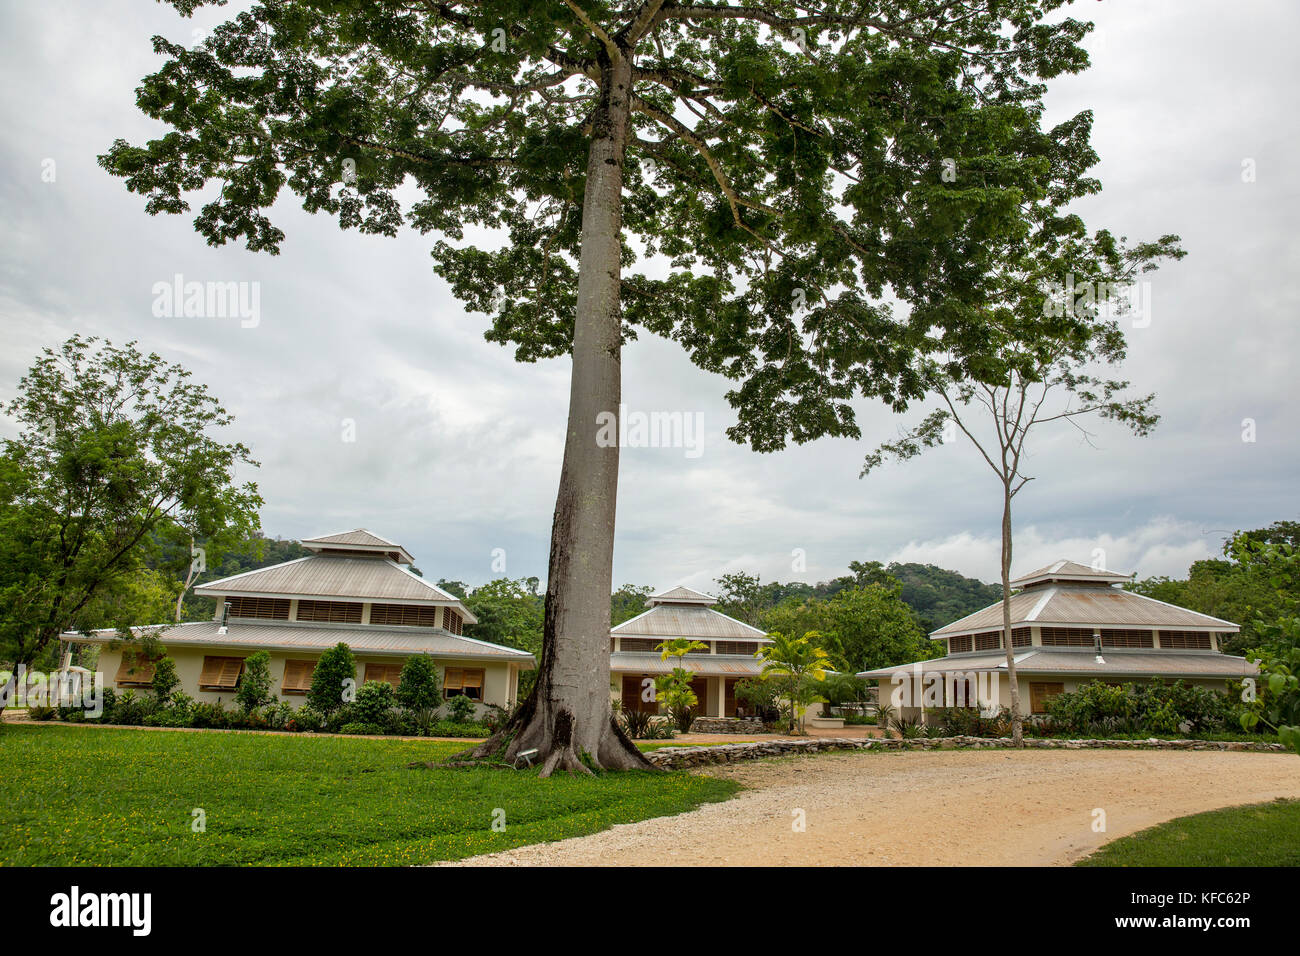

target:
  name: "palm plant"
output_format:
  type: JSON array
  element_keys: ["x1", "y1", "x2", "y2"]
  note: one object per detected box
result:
[{"x1": 756, "y1": 631, "x2": 833, "y2": 735}]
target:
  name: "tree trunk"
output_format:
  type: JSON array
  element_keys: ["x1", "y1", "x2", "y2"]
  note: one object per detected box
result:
[
  {"x1": 1000, "y1": 482, "x2": 1024, "y2": 746},
  {"x1": 461, "y1": 52, "x2": 653, "y2": 776}
]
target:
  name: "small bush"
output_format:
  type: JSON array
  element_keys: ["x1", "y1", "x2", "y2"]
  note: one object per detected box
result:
[
  {"x1": 445, "y1": 694, "x2": 477, "y2": 724},
  {"x1": 353, "y1": 680, "x2": 396, "y2": 726},
  {"x1": 395, "y1": 655, "x2": 442, "y2": 730},
  {"x1": 428, "y1": 720, "x2": 491, "y2": 738},
  {"x1": 306, "y1": 643, "x2": 356, "y2": 715},
  {"x1": 286, "y1": 704, "x2": 323, "y2": 733},
  {"x1": 235, "y1": 651, "x2": 275, "y2": 714}
]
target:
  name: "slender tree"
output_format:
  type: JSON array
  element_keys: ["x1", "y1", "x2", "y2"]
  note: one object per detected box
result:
[
  {"x1": 861, "y1": 232, "x2": 1184, "y2": 743},
  {"x1": 102, "y1": 0, "x2": 1099, "y2": 773}
]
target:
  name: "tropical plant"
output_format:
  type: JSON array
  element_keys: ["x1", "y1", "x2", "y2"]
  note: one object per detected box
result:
[
  {"x1": 653, "y1": 638, "x2": 708, "y2": 733},
  {"x1": 757, "y1": 631, "x2": 833, "y2": 734},
  {"x1": 353, "y1": 680, "x2": 397, "y2": 726}
]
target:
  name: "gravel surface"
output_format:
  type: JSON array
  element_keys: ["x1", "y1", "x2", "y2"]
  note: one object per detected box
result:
[{"x1": 453, "y1": 749, "x2": 1300, "y2": 866}]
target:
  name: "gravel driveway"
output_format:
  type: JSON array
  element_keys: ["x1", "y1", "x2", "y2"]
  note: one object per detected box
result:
[{"x1": 453, "y1": 749, "x2": 1300, "y2": 866}]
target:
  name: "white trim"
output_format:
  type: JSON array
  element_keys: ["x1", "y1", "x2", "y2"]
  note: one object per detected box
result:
[{"x1": 1025, "y1": 586, "x2": 1057, "y2": 622}]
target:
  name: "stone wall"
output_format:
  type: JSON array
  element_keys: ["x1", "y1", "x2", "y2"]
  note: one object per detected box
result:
[
  {"x1": 688, "y1": 716, "x2": 765, "y2": 734},
  {"x1": 644, "y1": 735, "x2": 1288, "y2": 770}
]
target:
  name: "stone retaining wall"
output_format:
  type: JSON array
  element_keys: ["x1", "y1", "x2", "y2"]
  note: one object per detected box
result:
[
  {"x1": 688, "y1": 717, "x2": 766, "y2": 734},
  {"x1": 644, "y1": 735, "x2": 1288, "y2": 770}
]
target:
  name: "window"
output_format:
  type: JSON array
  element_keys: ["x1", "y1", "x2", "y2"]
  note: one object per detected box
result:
[
  {"x1": 618, "y1": 638, "x2": 659, "y2": 652},
  {"x1": 225, "y1": 596, "x2": 290, "y2": 620},
  {"x1": 715, "y1": 641, "x2": 758, "y2": 656},
  {"x1": 948, "y1": 635, "x2": 973, "y2": 653},
  {"x1": 973, "y1": 631, "x2": 1001, "y2": 651},
  {"x1": 369, "y1": 603, "x2": 440, "y2": 627},
  {"x1": 444, "y1": 609, "x2": 464, "y2": 635},
  {"x1": 1011, "y1": 628, "x2": 1032, "y2": 648},
  {"x1": 1160, "y1": 631, "x2": 1212, "y2": 650},
  {"x1": 199, "y1": 656, "x2": 245, "y2": 691},
  {"x1": 444, "y1": 667, "x2": 484, "y2": 700},
  {"x1": 114, "y1": 652, "x2": 155, "y2": 688},
  {"x1": 1101, "y1": 629, "x2": 1154, "y2": 648},
  {"x1": 1040, "y1": 627, "x2": 1095, "y2": 647},
  {"x1": 296, "y1": 600, "x2": 362, "y2": 624},
  {"x1": 281, "y1": 659, "x2": 316, "y2": 695},
  {"x1": 1030, "y1": 681, "x2": 1065, "y2": 714},
  {"x1": 363, "y1": 662, "x2": 403, "y2": 690}
]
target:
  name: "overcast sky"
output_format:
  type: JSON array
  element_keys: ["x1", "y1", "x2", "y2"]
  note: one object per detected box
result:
[{"x1": 2, "y1": 1, "x2": 1296, "y2": 595}]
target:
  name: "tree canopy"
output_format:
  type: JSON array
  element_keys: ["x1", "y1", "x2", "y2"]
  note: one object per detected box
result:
[{"x1": 0, "y1": 336, "x2": 261, "y2": 667}]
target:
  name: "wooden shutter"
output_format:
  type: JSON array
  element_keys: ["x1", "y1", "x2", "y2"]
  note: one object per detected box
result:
[
  {"x1": 226, "y1": 597, "x2": 290, "y2": 620},
  {"x1": 1159, "y1": 631, "x2": 1212, "y2": 649},
  {"x1": 1029, "y1": 682, "x2": 1065, "y2": 714},
  {"x1": 973, "y1": 631, "x2": 1001, "y2": 651},
  {"x1": 296, "y1": 600, "x2": 363, "y2": 624},
  {"x1": 948, "y1": 635, "x2": 973, "y2": 653},
  {"x1": 443, "y1": 609, "x2": 464, "y2": 635},
  {"x1": 363, "y1": 663, "x2": 403, "y2": 690},
  {"x1": 444, "y1": 666, "x2": 484, "y2": 699},
  {"x1": 1040, "y1": 627, "x2": 1094, "y2": 647},
  {"x1": 1101, "y1": 628, "x2": 1154, "y2": 648},
  {"x1": 282, "y1": 659, "x2": 316, "y2": 695},
  {"x1": 114, "y1": 652, "x2": 155, "y2": 687},
  {"x1": 370, "y1": 603, "x2": 439, "y2": 627},
  {"x1": 199, "y1": 656, "x2": 245, "y2": 690},
  {"x1": 724, "y1": 678, "x2": 737, "y2": 717}
]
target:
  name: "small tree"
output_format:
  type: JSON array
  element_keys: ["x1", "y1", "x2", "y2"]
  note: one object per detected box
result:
[
  {"x1": 757, "y1": 632, "x2": 833, "y2": 734},
  {"x1": 395, "y1": 655, "x2": 442, "y2": 732},
  {"x1": 306, "y1": 643, "x2": 356, "y2": 716},
  {"x1": 151, "y1": 657, "x2": 180, "y2": 707},
  {"x1": 861, "y1": 233, "x2": 1184, "y2": 744},
  {"x1": 654, "y1": 639, "x2": 708, "y2": 733},
  {"x1": 235, "y1": 650, "x2": 274, "y2": 714}
]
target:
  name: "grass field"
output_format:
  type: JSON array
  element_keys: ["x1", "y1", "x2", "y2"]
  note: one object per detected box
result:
[
  {"x1": 1078, "y1": 798, "x2": 1300, "y2": 866},
  {"x1": 0, "y1": 724, "x2": 739, "y2": 865}
]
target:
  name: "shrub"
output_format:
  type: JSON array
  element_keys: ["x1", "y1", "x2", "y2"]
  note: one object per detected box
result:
[
  {"x1": 235, "y1": 651, "x2": 275, "y2": 714},
  {"x1": 286, "y1": 704, "x2": 323, "y2": 733},
  {"x1": 353, "y1": 680, "x2": 396, "y2": 726},
  {"x1": 445, "y1": 693, "x2": 476, "y2": 724},
  {"x1": 306, "y1": 643, "x2": 356, "y2": 715},
  {"x1": 151, "y1": 657, "x2": 180, "y2": 706},
  {"x1": 190, "y1": 700, "x2": 230, "y2": 729},
  {"x1": 394, "y1": 655, "x2": 442, "y2": 730},
  {"x1": 27, "y1": 705, "x2": 56, "y2": 721},
  {"x1": 109, "y1": 690, "x2": 156, "y2": 726},
  {"x1": 267, "y1": 700, "x2": 295, "y2": 730}
]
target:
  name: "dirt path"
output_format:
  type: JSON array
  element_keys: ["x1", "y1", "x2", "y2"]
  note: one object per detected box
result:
[{"x1": 454, "y1": 749, "x2": 1300, "y2": 866}]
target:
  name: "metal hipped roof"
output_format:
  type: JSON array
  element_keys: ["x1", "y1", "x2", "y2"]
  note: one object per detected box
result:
[
  {"x1": 299, "y1": 528, "x2": 415, "y2": 564},
  {"x1": 611, "y1": 602, "x2": 770, "y2": 641},
  {"x1": 66, "y1": 620, "x2": 533, "y2": 664},
  {"x1": 194, "y1": 554, "x2": 473, "y2": 618},
  {"x1": 858, "y1": 647, "x2": 1257, "y2": 680},
  {"x1": 609, "y1": 652, "x2": 764, "y2": 678},
  {"x1": 930, "y1": 585, "x2": 1238, "y2": 637},
  {"x1": 647, "y1": 586, "x2": 717, "y2": 606},
  {"x1": 1009, "y1": 559, "x2": 1133, "y2": 588}
]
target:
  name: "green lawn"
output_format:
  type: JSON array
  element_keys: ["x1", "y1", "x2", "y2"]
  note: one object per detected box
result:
[
  {"x1": 0, "y1": 724, "x2": 739, "y2": 866},
  {"x1": 1078, "y1": 798, "x2": 1300, "y2": 867}
]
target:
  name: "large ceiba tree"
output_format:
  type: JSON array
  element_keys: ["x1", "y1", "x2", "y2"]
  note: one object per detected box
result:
[{"x1": 103, "y1": 0, "x2": 1098, "y2": 774}]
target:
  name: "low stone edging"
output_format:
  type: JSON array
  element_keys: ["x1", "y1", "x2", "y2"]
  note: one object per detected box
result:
[
  {"x1": 644, "y1": 735, "x2": 1288, "y2": 770},
  {"x1": 687, "y1": 717, "x2": 766, "y2": 734}
]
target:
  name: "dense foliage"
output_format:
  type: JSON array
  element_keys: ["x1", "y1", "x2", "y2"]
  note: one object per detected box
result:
[{"x1": 0, "y1": 336, "x2": 261, "y2": 666}]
